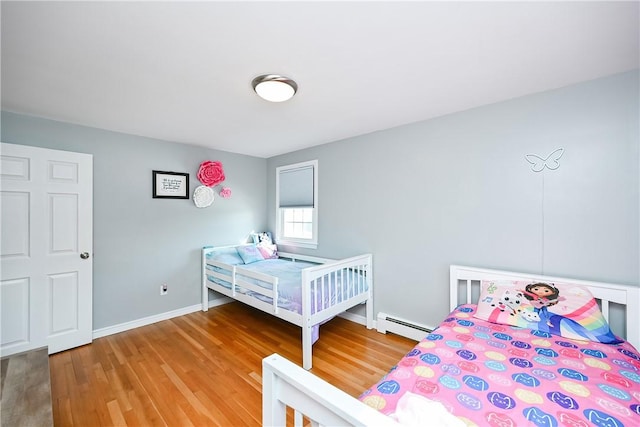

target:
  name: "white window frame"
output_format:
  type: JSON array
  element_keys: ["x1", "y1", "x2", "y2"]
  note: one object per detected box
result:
[{"x1": 276, "y1": 160, "x2": 318, "y2": 249}]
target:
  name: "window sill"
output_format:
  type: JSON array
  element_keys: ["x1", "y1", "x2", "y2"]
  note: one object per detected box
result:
[{"x1": 277, "y1": 239, "x2": 318, "y2": 250}]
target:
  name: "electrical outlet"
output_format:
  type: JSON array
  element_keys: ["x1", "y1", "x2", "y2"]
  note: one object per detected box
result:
[{"x1": 160, "y1": 284, "x2": 168, "y2": 295}]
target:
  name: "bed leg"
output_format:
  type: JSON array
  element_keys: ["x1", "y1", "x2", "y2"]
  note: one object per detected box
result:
[
  {"x1": 202, "y1": 286, "x2": 209, "y2": 312},
  {"x1": 302, "y1": 326, "x2": 312, "y2": 370},
  {"x1": 365, "y1": 297, "x2": 374, "y2": 330},
  {"x1": 201, "y1": 250, "x2": 209, "y2": 312}
]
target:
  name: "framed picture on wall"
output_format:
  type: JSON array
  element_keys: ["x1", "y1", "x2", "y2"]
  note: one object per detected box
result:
[{"x1": 152, "y1": 171, "x2": 189, "y2": 199}]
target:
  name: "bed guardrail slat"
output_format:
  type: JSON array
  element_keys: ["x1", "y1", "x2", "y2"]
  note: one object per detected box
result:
[
  {"x1": 232, "y1": 267, "x2": 237, "y2": 297},
  {"x1": 319, "y1": 277, "x2": 323, "y2": 312},
  {"x1": 273, "y1": 278, "x2": 279, "y2": 315},
  {"x1": 363, "y1": 265, "x2": 367, "y2": 293},
  {"x1": 328, "y1": 272, "x2": 334, "y2": 311},
  {"x1": 343, "y1": 268, "x2": 347, "y2": 301},
  {"x1": 354, "y1": 266, "x2": 358, "y2": 297},
  {"x1": 601, "y1": 299, "x2": 609, "y2": 322}
]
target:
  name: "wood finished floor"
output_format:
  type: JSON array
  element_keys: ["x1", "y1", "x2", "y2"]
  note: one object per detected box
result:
[{"x1": 49, "y1": 302, "x2": 416, "y2": 426}]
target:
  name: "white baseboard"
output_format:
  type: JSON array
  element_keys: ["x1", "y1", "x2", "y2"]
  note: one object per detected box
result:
[
  {"x1": 92, "y1": 297, "x2": 233, "y2": 339},
  {"x1": 94, "y1": 298, "x2": 370, "y2": 341},
  {"x1": 376, "y1": 312, "x2": 434, "y2": 342},
  {"x1": 338, "y1": 311, "x2": 377, "y2": 330}
]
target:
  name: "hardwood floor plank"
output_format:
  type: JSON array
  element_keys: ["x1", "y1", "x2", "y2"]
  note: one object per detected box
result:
[
  {"x1": 53, "y1": 397, "x2": 73, "y2": 426},
  {"x1": 106, "y1": 400, "x2": 126, "y2": 426},
  {"x1": 49, "y1": 302, "x2": 416, "y2": 426}
]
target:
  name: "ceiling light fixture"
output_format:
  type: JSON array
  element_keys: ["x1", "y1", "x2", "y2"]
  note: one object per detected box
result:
[{"x1": 252, "y1": 74, "x2": 298, "y2": 102}]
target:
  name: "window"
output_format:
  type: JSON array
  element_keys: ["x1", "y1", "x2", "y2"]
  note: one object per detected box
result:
[
  {"x1": 276, "y1": 160, "x2": 318, "y2": 249},
  {"x1": 283, "y1": 208, "x2": 313, "y2": 239}
]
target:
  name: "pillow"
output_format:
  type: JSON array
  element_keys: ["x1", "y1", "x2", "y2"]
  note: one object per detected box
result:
[
  {"x1": 206, "y1": 246, "x2": 244, "y2": 265},
  {"x1": 474, "y1": 279, "x2": 621, "y2": 344},
  {"x1": 236, "y1": 244, "x2": 265, "y2": 264}
]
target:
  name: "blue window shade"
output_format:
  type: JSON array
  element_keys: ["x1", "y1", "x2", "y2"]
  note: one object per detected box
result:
[{"x1": 279, "y1": 165, "x2": 314, "y2": 208}]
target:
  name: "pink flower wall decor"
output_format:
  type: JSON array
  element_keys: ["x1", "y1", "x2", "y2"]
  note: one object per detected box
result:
[
  {"x1": 197, "y1": 160, "x2": 225, "y2": 187},
  {"x1": 219, "y1": 187, "x2": 232, "y2": 199}
]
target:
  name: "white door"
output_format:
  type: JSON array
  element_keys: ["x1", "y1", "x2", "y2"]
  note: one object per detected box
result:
[{"x1": 1, "y1": 142, "x2": 93, "y2": 356}]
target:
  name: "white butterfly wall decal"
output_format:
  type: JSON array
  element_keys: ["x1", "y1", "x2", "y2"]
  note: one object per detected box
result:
[{"x1": 525, "y1": 148, "x2": 564, "y2": 172}]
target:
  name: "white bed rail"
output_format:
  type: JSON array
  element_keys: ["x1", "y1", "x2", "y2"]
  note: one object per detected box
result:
[
  {"x1": 300, "y1": 254, "x2": 373, "y2": 369},
  {"x1": 262, "y1": 353, "x2": 400, "y2": 427},
  {"x1": 202, "y1": 247, "x2": 374, "y2": 369},
  {"x1": 303, "y1": 254, "x2": 373, "y2": 327}
]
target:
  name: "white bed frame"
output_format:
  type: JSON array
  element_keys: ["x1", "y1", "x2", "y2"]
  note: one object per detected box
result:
[
  {"x1": 201, "y1": 246, "x2": 374, "y2": 370},
  {"x1": 262, "y1": 264, "x2": 640, "y2": 427}
]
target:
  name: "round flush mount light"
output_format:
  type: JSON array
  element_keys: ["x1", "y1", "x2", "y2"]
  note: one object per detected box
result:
[{"x1": 252, "y1": 74, "x2": 298, "y2": 102}]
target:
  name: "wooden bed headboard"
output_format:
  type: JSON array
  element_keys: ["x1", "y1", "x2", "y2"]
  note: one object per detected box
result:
[{"x1": 449, "y1": 264, "x2": 640, "y2": 350}]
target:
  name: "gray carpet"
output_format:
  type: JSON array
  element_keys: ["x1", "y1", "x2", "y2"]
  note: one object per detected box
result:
[{"x1": 1, "y1": 347, "x2": 53, "y2": 426}]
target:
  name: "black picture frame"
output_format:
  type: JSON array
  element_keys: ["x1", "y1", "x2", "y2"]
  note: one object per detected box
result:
[{"x1": 152, "y1": 171, "x2": 189, "y2": 199}]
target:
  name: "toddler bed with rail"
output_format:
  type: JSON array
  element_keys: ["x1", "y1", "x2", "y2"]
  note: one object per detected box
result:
[
  {"x1": 263, "y1": 264, "x2": 640, "y2": 426},
  {"x1": 201, "y1": 236, "x2": 373, "y2": 370}
]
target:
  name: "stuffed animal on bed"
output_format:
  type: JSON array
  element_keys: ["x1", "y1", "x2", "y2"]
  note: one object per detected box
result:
[
  {"x1": 257, "y1": 232, "x2": 272, "y2": 245},
  {"x1": 255, "y1": 232, "x2": 277, "y2": 259}
]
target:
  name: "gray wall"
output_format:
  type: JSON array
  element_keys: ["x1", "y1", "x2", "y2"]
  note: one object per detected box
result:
[
  {"x1": 1, "y1": 112, "x2": 267, "y2": 329},
  {"x1": 268, "y1": 70, "x2": 639, "y2": 328},
  {"x1": 2, "y1": 70, "x2": 637, "y2": 334}
]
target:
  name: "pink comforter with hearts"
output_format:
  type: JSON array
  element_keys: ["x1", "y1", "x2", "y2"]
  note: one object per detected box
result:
[{"x1": 359, "y1": 305, "x2": 640, "y2": 427}]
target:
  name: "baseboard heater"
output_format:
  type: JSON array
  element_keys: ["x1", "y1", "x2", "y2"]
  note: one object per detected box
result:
[{"x1": 376, "y1": 312, "x2": 434, "y2": 341}]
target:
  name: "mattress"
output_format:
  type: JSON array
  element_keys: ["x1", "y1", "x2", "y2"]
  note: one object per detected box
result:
[{"x1": 359, "y1": 304, "x2": 640, "y2": 427}]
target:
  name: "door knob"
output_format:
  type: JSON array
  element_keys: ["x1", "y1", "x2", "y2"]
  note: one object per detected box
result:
[{"x1": 80, "y1": 252, "x2": 90, "y2": 259}]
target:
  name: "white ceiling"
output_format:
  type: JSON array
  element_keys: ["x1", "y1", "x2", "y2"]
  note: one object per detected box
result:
[{"x1": 2, "y1": 1, "x2": 638, "y2": 158}]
